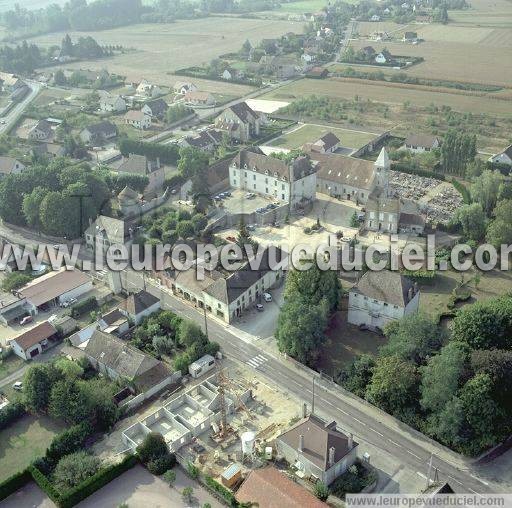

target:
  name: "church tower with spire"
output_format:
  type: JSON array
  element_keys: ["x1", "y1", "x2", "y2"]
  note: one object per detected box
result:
[{"x1": 374, "y1": 147, "x2": 390, "y2": 195}]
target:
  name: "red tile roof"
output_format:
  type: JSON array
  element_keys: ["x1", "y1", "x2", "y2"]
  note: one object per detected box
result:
[
  {"x1": 12, "y1": 321, "x2": 56, "y2": 351},
  {"x1": 236, "y1": 467, "x2": 328, "y2": 508}
]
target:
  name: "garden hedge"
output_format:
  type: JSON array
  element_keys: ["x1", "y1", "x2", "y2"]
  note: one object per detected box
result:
[
  {"x1": 0, "y1": 469, "x2": 32, "y2": 502},
  {"x1": 57, "y1": 454, "x2": 139, "y2": 508},
  {"x1": 0, "y1": 401, "x2": 25, "y2": 431}
]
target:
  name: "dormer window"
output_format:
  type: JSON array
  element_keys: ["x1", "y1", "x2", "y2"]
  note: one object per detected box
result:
[
  {"x1": 273, "y1": 171, "x2": 278, "y2": 177},
  {"x1": 265, "y1": 169, "x2": 269, "y2": 175},
  {"x1": 244, "y1": 163, "x2": 248, "y2": 169}
]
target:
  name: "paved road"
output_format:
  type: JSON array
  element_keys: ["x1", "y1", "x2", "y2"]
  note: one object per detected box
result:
[
  {"x1": 0, "y1": 80, "x2": 41, "y2": 135},
  {"x1": 122, "y1": 270, "x2": 497, "y2": 496}
]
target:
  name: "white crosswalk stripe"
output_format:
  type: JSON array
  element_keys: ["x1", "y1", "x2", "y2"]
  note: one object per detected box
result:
[{"x1": 246, "y1": 354, "x2": 268, "y2": 369}]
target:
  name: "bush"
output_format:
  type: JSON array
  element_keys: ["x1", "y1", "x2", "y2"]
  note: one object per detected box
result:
[
  {"x1": 0, "y1": 401, "x2": 25, "y2": 431},
  {"x1": 58, "y1": 454, "x2": 138, "y2": 508},
  {"x1": 147, "y1": 455, "x2": 176, "y2": 475},
  {"x1": 46, "y1": 422, "x2": 93, "y2": 463},
  {"x1": 136, "y1": 432, "x2": 168, "y2": 464},
  {"x1": 1, "y1": 272, "x2": 33, "y2": 292},
  {"x1": 0, "y1": 469, "x2": 31, "y2": 502},
  {"x1": 314, "y1": 481, "x2": 329, "y2": 501},
  {"x1": 53, "y1": 451, "x2": 101, "y2": 490},
  {"x1": 70, "y1": 296, "x2": 98, "y2": 318},
  {"x1": 204, "y1": 475, "x2": 236, "y2": 506},
  {"x1": 451, "y1": 178, "x2": 471, "y2": 204}
]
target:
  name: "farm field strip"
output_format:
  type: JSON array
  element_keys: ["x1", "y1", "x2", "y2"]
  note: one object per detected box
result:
[{"x1": 262, "y1": 78, "x2": 512, "y2": 117}]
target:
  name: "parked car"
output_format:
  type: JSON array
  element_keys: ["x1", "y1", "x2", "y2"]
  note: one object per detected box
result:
[
  {"x1": 20, "y1": 315, "x2": 33, "y2": 325},
  {"x1": 247, "y1": 224, "x2": 256, "y2": 231},
  {"x1": 263, "y1": 292, "x2": 272, "y2": 302},
  {"x1": 61, "y1": 298, "x2": 77, "y2": 308},
  {"x1": 12, "y1": 381, "x2": 23, "y2": 391},
  {"x1": 245, "y1": 192, "x2": 255, "y2": 199},
  {"x1": 48, "y1": 314, "x2": 58, "y2": 324},
  {"x1": 256, "y1": 303, "x2": 264, "y2": 312}
]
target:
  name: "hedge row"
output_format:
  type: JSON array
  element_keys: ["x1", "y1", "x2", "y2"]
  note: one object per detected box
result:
[
  {"x1": 391, "y1": 162, "x2": 446, "y2": 181},
  {"x1": 58, "y1": 454, "x2": 139, "y2": 508},
  {"x1": 70, "y1": 296, "x2": 98, "y2": 318},
  {"x1": 0, "y1": 469, "x2": 32, "y2": 502},
  {"x1": 29, "y1": 465, "x2": 61, "y2": 504},
  {"x1": 204, "y1": 475, "x2": 237, "y2": 507},
  {"x1": 0, "y1": 401, "x2": 25, "y2": 431},
  {"x1": 451, "y1": 178, "x2": 471, "y2": 204}
]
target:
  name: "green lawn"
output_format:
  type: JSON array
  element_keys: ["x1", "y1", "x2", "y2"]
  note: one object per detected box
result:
[
  {"x1": 0, "y1": 414, "x2": 64, "y2": 481},
  {"x1": 275, "y1": 0, "x2": 333, "y2": 13},
  {"x1": 0, "y1": 355, "x2": 25, "y2": 382},
  {"x1": 268, "y1": 124, "x2": 377, "y2": 150}
]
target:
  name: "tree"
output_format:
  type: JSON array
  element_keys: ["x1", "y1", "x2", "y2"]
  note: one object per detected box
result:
[
  {"x1": 182, "y1": 486, "x2": 194, "y2": 503},
  {"x1": 365, "y1": 356, "x2": 419, "y2": 420},
  {"x1": 420, "y1": 341, "x2": 470, "y2": 413},
  {"x1": 163, "y1": 469, "x2": 176, "y2": 486},
  {"x1": 137, "y1": 432, "x2": 168, "y2": 464},
  {"x1": 39, "y1": 190, "x2": 80, "y2": 238},
  {"x1": 46, "y1": 422, "x2": 92, "y2": 462},
  {"x1": 350, "y1": 211, "x2": 359, "y2": 228},
  {"x1": 178, "y1": 320, "x2": 206, "y2": 348},
  {"x1": 176, "y1": 219, "x2": 195, "y2": 239},
  {"x1": 53, "y1": 451, "x2": 101, "y2": 490},
  {"x1": 23, "y1": 364, "x2": 60, "y2": 413},
  {"x1": 236, "y1": 219, "x2": 257, "y2": 254},
  {"x1": 452, "y1": 203, "x2": 486, "y2": 242},
  {"x1": 338, "y1": 354, "x2": 376, "y2": 397},
  {"x1": 275, "y1": 299, "x2": 328, "y2": 365},
  {"x1": 451, "y1": 296, "x2": 512, "y2": 350},
  {"x1": 22, "y1": 187, "x2": 49, "y2": 229},
  {"x1": 54, "y1": 357, "x2": 84, "y2": 379},
  {"x1": 380, "y1": 313, "x2": 443, "y2": 365},
  {"x1": 470, "y1": 170, "x2": 503, "y2": 216},
  {"x1": 48, "y1": 379, "x2": 90, "y2": 424},
  {"x1": 284, "y1": 262, "x2": 341, "y2": 313},
  {"x1": 187, "y1": 462, "x2": 200, "y2": 479},
  {"x1": 441, "y1": 130, "x2": 476, "y2": 176},
  {"x1": 486, "y1": 199, "x2": 512, "y2": 248},
  {"x1": 177, "y1": 146, "x2": 209, "y2": 179},
  {"x1": 313, "y1": 481, "x2": 329, "y2": 501},
  {"x1": 2, "y1": 272, "x2": 32, "y2": 292}
]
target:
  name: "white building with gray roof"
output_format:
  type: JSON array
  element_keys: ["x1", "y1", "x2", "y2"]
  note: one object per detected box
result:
[{"x1": 348, "y1": 270, "x2": 420, "y2": 331}]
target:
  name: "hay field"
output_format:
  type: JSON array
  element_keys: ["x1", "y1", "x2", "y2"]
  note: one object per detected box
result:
[
  {"x1": 449, "y1": 0, "x2": 512, "y2": 27},
  {"x1": 263, "y1": 77, "x2": 512, "y2": 117},
  {"x1": 348, "y1": 36, "x2": 512, "y2": 87},
  {"x1": 29, "y1": 17, "x2": 302, "y2": 88}
]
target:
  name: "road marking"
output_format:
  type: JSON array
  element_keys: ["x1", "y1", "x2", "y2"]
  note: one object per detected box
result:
[
  {"x1": 416, "y1": 472, "x2": 427, "y2": 479},
  {"x1": 388, "y1": 439, "x2": 401, "y2": 447},
  {"x1": 353, "y1": 417, "x2": 367, "y2": 426},
  {"x1": 245, "y1": 355, "x2": 268, "y2": 369},
  {"x1": 368, "y1": 428, "x2": 384, "y2": 437},
  {"x1": 447, "y1": 476, "x2": 464, "y2": 487},
  {"x1": 406, "y1": 450, "x2": 422, "y2": 460},
  {"x1": 470, "y1": 474, "x2": 489, "y2": 486}
]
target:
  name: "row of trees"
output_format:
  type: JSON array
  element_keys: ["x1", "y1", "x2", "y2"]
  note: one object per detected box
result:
[
  {"x1": 340, "y1": 296, "x2": 512, "y2": 455},
  {"x1": 451, "y1": 169, "x2": 512, "y2": 247},
  {"x1": 440, "y1": 130, "x2": 477, "y2": 176},
  {"x1": 0, "y1": 159, "x2": 111, "y2": 238},
  {"x1": 129, "y1": 309, "x2": 219, "y2": 372},
  {"x1": 276, "y1": 262, "x2": 341, "y2": 365}
]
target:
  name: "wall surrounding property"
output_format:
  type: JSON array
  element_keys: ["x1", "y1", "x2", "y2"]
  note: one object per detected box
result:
[{"x1": 122, "y1": 371, "x2": 182, "y2": 411}]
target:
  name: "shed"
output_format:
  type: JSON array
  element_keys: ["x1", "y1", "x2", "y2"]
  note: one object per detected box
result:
[{"x1": 221, "y1": 463, "x2": 242, "y2": 488}]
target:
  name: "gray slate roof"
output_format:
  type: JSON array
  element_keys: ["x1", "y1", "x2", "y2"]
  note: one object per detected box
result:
[
  {"x1": 124, "y1": 290, "x2": 159, "y2": 316},
  {"x1": 83, "y1": 120, "x2": 117, "y2": 138},
  {"x1": 227, "y1": 102, "x2": 259, "y2": 123},
  {"x1": 232, "y1": 150, "x2": 314, "y2": 181},
  {"x1": 353, "y1": 270, "x2": 415, "y2": 307},
  {"x1": 404, "y1": 134, "x2": 440, "y2": 149},
  {"x1": 278, "y1": 414, "x2": 357, "y2": 471},
  {"x1": 84, "y1": 330, "x2": 169, "y2": 389}
]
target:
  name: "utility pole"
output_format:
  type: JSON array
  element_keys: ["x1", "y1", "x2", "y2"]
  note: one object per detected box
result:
[
  {"x1": 203, "y1": 304, "x2": 209, "y2": 339},
  {"x1": 70, "y1": 192, "x2": 92, "y2": 239},
  {"x1": 312, "y1": 377, "x2": 315, "y2": 414},
  {"x1": 426, "y1": 452, "x2": 434, "y2": 489}
]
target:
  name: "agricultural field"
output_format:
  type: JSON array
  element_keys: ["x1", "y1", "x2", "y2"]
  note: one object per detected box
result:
[
  {"x1": 29, "y1": 17, "x2": 302, "y2": 89},
  {"x1": 268, "y1": 123, "x2": 378, "y2": 150},
  {"x1": 263, "y1": 77, "x2": 512, "y2": 117},
  {"x1": 348, "y1": 34, "x2": 512, "y2": 88},
  {"x1": 263, "y1": 78, "x2": 512, "y2": 153},
  {"x1": 449, "y1": 0, "x2": 512, "y2": 27},
  {"x1": 0, "y1": 414, "x2": 64, "y2": 482}
]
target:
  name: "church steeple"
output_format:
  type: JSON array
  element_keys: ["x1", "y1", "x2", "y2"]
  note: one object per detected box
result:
[{"x1": 374, "y1": 147, "x2": 390, "y2": 195}]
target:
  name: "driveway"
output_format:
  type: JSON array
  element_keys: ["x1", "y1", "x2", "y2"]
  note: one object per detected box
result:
[{"x1": 77, "y1": 465, "x2": 224, "y2": 508}]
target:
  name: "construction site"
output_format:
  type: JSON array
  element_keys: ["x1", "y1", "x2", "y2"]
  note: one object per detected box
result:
[{"x1": 121, "y1": 362, "x2": 305, "y2": 486}]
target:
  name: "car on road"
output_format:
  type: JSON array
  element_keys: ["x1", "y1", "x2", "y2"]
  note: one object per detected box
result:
[
  {"x1": 245, "y1": 192, "x2": 255, "y2": 199},
  {"x1": 263, "y1": 292, "x2": 272, "y2": 302},
  {"x1": 20, "y1": 315, "x2": 33, "y2": 326},
  {"x1": 256, "y1": 303, "x2": 264, "y2": 312},
  {"x1": 0, "y1": 119, "x2": 5, "y2": 125},
  {"x1": 12, "y1": 381, "x2": 23, "y2": 391}
]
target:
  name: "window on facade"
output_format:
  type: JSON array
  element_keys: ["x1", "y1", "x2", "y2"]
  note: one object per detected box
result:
[
  {"x1": 245, "y1": 171, "x2": 248, "y2": 177},
  {"x1": 233, "y1": 179, "x2": 237, "y2": 185},
  {"x1": 218, "y1": 303, "x2": 221, "y2": 308},
  {"x1": 281, "y1": 184, "x2": 285, "y2": 190},
  {"x1": 282, "y1": 194, "x2": 285, "y2": 200},
  {"x1": 253, "y1": 174, "x2": 256, "y2": 180},
  {"x1": 266, "y1": 188, "x2": 268, "y2": 193},
  {"x1": 265, "y1": 178, "x2": 268, "y2": 183}
]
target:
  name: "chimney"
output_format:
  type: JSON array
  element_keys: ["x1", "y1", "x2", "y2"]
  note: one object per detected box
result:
[
  {"x1": 328, "y1": 446, "x2": 335, "y2": 467},
  {"x1": 302, "y1": 403, "x2": 307, "y2": 418},
  {"x1": 298, "y1": 434, "x2": 304, "y2": 452},
  {"x1": 348, "y1": 433, "x2": 354, "y2": 449}
]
